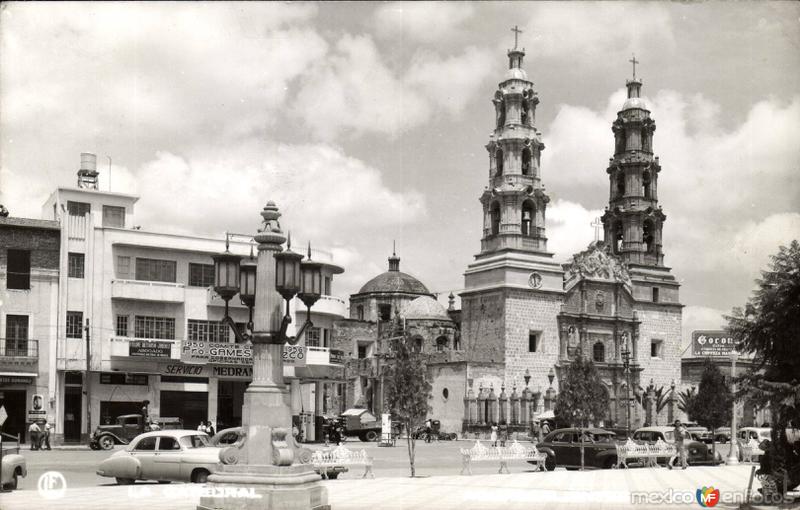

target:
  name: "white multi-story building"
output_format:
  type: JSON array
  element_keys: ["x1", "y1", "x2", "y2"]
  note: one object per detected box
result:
[{"x1": 42, "y1": 153, "x2": 346, "y2": 443}]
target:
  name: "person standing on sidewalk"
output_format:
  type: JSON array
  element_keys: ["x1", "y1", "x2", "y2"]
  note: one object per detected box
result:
[
  {"x1": 499, "y1": 420, "x2": 508, "y2": 447},
  {"x1": 41, "y1": 419, "x2": 52, "y2": 450},
  {"x1": 28, "y1": 421, "x2": 41, "y2": 451},
  {"x1": 670, "y1": 419, "x2": 688, "y2": 469},
  {"x1": 490, "y1": 422, "x2": 498, "y2": 447}
]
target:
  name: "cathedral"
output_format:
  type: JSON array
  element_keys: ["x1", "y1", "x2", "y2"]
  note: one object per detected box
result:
[{"x1": 333, "y1": 38, "x2": 682, "y2": 436}]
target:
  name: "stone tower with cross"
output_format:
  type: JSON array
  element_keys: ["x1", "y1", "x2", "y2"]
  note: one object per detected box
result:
[
  {"x1": 460, "y1": 34, "x2": 565, "y2": 410},
  {"x1": 599, "y1": 60, "x2": 682, "y2": 407}
]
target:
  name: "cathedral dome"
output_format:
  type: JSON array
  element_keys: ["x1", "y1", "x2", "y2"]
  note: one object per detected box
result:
[
  {"x1": 358, "y1": 271, "x2": 430, "y2": 295},
  {"x1": 621, "y1": 96, "x2": 648, "y2": 111},
  {"x1": 400, "y1": 295, "x2": 450, "y2": 320}
]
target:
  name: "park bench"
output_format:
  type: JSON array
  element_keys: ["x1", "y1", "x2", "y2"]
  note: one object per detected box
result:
[
  {"x1": 460, "y1": 439, "x2": 547, "y2": 475},
  {"x1": 740, "y1": 438, "x2": 764, "y2": 463},
  {"x1": 615, "y1": 438, "x2": 676, "y2": 468},
  {"x1": 311, "y1": 444, "x2": 374, "y2": 479}
]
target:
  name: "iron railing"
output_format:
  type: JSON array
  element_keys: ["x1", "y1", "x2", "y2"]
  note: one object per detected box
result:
[{"x1": 0, "y1": 339, "x2": 39, "y2": 358}]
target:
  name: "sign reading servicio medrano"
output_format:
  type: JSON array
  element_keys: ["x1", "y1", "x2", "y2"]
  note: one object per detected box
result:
[
  {"x1": 181, "y1": 341, "x2": 253, "y2": 365},
  {"x1": 692, "y1": 330, "x2": 737, "y2": 357}
]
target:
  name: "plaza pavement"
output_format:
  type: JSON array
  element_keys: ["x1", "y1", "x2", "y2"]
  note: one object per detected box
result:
[{"x1": 0, "y1": 464, "x2": 785, "y2": 510}]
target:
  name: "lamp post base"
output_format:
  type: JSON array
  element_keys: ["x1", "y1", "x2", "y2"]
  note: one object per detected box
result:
[{"x1": 197, "y1": 464, "x2": 329, "y2": 510}]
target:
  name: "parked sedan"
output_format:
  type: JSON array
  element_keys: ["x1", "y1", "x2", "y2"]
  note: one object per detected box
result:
[
  {"x1": 97, "y1": 430, "x2": 221, "y2": 485},
  {"x1": 533, "y1": 428, "x2": 620, "y2": 470},
  {"x1": 1, "y1": 433, "x2": 26, "y2": 490},
  {"x1": 632, "y1": 427, "x2": 723, "y2": 465}
]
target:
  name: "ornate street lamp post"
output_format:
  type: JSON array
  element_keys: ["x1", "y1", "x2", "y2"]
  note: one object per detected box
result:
[
  {"x1": 199, "y1": 202, "x2": 328, "y2": 510},
  {"x1": 621, "y1": 338, "x2": 632, "y2": 433}
]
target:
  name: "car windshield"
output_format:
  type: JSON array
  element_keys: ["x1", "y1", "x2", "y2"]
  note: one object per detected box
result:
[
  {"x1": 663, "y1": 430, "x2": 675, "y2": 441},
  {"x1": 179, "y1": 434, "x2": 210, "y2": 448}
]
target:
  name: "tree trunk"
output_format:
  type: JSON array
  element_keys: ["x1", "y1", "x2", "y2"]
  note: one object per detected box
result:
[
  {"x1": 405, "y1": 419, "x2": 416, "y2": 477},
  {"x1": 580, "y1": 426, "x2": 585, "y2": 471},
  {"x1": 711, "y1": 427, "x2": 716, "y2": 460}
]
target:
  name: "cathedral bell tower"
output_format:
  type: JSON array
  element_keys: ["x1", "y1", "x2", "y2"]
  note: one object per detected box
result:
[
  {"x1": 601, "y1": 58, "x2": 666, "y2": 267},
  {"x1": 480, "y1": 35, "x2": 549, "y2": 255}
]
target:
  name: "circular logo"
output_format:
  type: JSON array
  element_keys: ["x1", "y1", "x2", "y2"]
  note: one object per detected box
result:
[
  {"x1": 528, "y1": 272, "x2": 543, "y2": 289},
  {"x1": 38, "y1": 471, "x2": 67, "y2": 500}
]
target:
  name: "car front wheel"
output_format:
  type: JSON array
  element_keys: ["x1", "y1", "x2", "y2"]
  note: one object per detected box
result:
[
  {"x1": 364, "y1": 430, "x2": 379, "y2": 442},
  {"x1": 99, "y1": 435, "x2": 115, "y2": 450},
  {"x1": 545, "y1": 454, "x2": 556, "y2": 471},
  {"x1": 116, "y1": 478, "x2": 135, "y2": 485},
  {"x1": 4, "y1": 472, "x2": 19, "y2": 490}
]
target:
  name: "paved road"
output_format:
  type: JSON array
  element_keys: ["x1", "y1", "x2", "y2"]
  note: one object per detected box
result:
[{"x1": 17, "y1": 439, "x2": 507, "y2": 489}]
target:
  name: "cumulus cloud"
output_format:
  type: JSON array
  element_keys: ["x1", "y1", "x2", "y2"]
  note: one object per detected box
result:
[
  {"x1": 293, "y1": 34, "x2": 495, "y2": 139},
  {"x1": 547, "y1": 199, "x2": 606, "y2": 261},
  {"x1": 524, "y1": 3, "x2": 675, "y2": 62},
  {"x1": 372, "y1": 2, "x2": 475, "y2": 44},
  {"x1": 121, "y1": 141, "x2": 426, "y2": 245}
]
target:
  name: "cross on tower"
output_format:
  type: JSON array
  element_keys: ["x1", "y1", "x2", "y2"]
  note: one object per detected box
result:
[
  {"x1": 511, "y1": 25, "x2": 523, "y2": 50},
  {"x1": 591, "y1": 217, "x2": 603, "y2": 242},
  {"x1": 629, "y1": 54, "x2": 639, "y2": 80}
]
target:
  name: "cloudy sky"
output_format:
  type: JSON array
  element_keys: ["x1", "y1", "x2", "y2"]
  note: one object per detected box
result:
[{"x1": 1, "y1": 2, "x2": 798, "y2": 348}]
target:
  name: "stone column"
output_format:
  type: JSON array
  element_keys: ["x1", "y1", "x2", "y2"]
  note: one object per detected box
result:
[
  {"x1": 559, "y1": 326, "x2": 569, "y2": 361},
  {"x1": 520, "y1": 388, "x2": 530, "y2": 426},
  {"x1": 498, "y1": 386, "x2": 508, "y2": 424},
  {"x1": 510, "y1": 387, "x2": 519, "y2": 425},
  {"x1": 290, "y1": 379, "x2": 301, "y2": 431}
]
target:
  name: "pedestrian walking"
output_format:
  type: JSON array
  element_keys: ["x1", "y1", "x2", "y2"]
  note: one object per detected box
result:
[
  {"x1": 141, "y1": 400, "x2": 150, "y2": 422},
  {"x1": 197, "y1": 421, "x2": 208, "y2": 434},
  {"x1": 206, "y1": 420, "x2": 215, "y2": 436},
  {"x1": 490, "y1": 422, "x2": 498, "y2": 447},
  {"x1": 424, "y1": 419, "x2": 432, "y2": 443},
  {"x1": 41, "y1": 420, "x2": 52, "y2": 450},
  {"x1": 28, "y1": 421, "x2": 41, "y2": 450},
  {"x1": 499, "y1": 420, "x2": 508, "y2": 447},
  {"x1": 670, "y1": 419, "x2": 689, "y2": 469}
]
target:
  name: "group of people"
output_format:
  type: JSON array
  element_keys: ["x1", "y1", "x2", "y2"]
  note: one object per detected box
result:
[
  {"x1": 490, "y1": 421, "x2": 510, "y2": 447},
  {"x1": 197, "y1": 420, "x2": 216, "y2": 436},
  {"x1": 27, "y1": 419, "x2": 53, "y2": 450}
]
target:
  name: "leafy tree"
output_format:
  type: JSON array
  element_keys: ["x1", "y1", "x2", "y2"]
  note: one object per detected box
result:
[
  {"x1": 726, "y1": 240, "x2": 800, "y2": 494},
  {"x1": 687, "y1": 359, "x2": 732, "y2": 458},
  {"x1": 554, "y1": 356, "x2": 609, "y2": 470},
  {"x1": 677, "y1": 387, "x2": 697, "y2": 417},
  {"x1": 383, "y1": 314, "x2": 432, "y2": 477}
]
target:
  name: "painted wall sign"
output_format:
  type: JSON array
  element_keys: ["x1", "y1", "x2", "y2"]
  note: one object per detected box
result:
[
  {"x1": 282, "y1": 345, "x2": 307, "y2": 367},
  {"x1": 181, "y1": 341, "x2": 253, "y2": 365},
  {"x1": 692, "y1": 330, "x2": 737, "y2": 357},
  {"x1": 129, "y1": 340, "x2": 172, "y2": 358}
]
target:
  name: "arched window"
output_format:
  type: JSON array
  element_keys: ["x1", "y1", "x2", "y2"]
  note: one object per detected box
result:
[
  {"x1": 436, "y1": 336, "x2": 448, "y2": 352},
  {"x1": 643, "y1": 220, "x2": 655, "y2": 253},
  {"x1": 521, "y1": 200, "x2": 535, "y2": 236},
  {"x1": 521, "y1": 99, "x2": 529, "y2": 125},
  {"x1": 495, "y1": 149, "x2": 504, "y2": 176},
  {"x1": 613, "y1": 220, "x2": 624, "y2": 253},
  {"x1": 522, "y1": 147, "x2": 532, "y2": 176},
  {"x1": 616, "y1": 172, "x2": 625, "y2": 197},
  {"x1": 490, "y1": 202, "x2": 501, "y2": 235},
  {"x1": 642, "y1": 171, "x2": 652, "y2": 198},
  {"x1": 593, "y1": 342, "x2": 605, "y2": 363}
]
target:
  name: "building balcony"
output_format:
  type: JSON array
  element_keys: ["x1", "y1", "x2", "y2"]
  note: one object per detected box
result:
[
  {"x1": 300, "y1": 295, "x2": 347, "y2": 318},
  {"x1": 305, "y1": 346, "x2": 346, "y2": 366},
  {"x1": 0, "y1": 339, "x2": 39, "y2": 372},
  {"x1": 111, "y1": 279, "x2": 185, "y2": 303},
  {"x1": 109, "y1": 337, "x2": 181, "y2": 360}
]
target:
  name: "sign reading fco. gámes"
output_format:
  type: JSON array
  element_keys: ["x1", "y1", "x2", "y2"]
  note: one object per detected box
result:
[
  {"x1": 692, "y1": 330, "x2": 737, "y2": 357},
  {"x1": 181, "y1": 341, "x2": 307, "y2": 368}
]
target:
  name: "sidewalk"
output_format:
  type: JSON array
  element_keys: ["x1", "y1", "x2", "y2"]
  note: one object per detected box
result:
[{"x1": 0, "y1": 465, "x2": 780, "y2": 510}]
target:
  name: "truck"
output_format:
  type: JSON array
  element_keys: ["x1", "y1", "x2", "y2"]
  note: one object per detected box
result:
[
  {"x1": 89, "y1": 414, "x2": 183, "y2": 450},
  {"x1": 338, "y1": 409, "x2": 382, "y2": 442}
]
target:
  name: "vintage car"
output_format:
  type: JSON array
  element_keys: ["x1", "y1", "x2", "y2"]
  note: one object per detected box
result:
[
  {"x1": 96, "y1": 430, "x2": 221, "y2": 484},
  {"x1": 632, "y1": 427, "x2": 723, "y2": 465},
  {"x1": 0, "y1": 432, "x2": 27, "y2": 490},
  {"x1": 533, "y1": 428, "x2": 620, "y2": 470},
  {"x1": 210, "y1": 427, "x2": 349, "y2": 479},
  {"x1": 90, "y1": 414, "x2": 184, "y2": 450}
]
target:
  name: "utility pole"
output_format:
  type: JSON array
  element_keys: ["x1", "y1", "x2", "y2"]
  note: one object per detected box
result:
[{"x1": 84, "y1": 318, "x2": 91, "y2": 441}]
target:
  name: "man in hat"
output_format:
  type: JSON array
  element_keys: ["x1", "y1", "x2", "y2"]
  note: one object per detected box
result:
[{"x1": 671, "y1": 419, "x2": 689, "y2": 469}]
